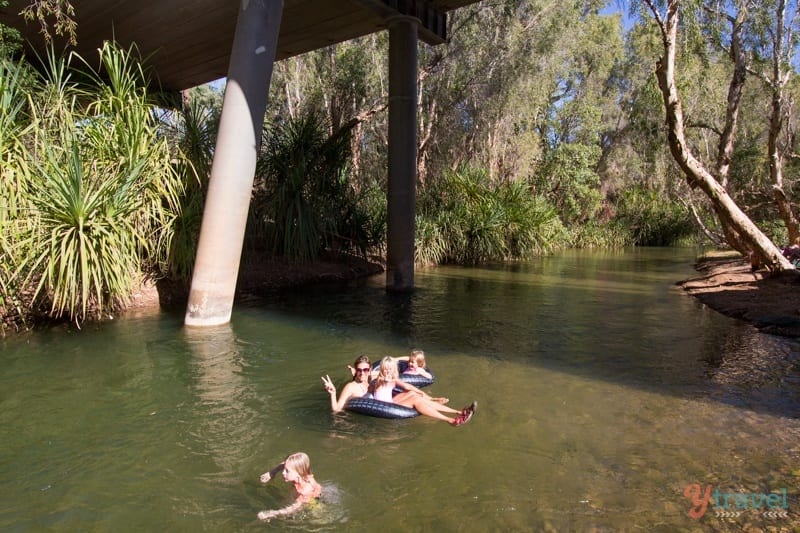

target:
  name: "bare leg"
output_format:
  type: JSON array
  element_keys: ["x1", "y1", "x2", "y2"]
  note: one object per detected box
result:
[
  {"x1": 410, "y1": 398, "x2": 455, "y2": 422},
  {"x1": 392, "y1": 393, "x2": 454, "y2": 422},
  {"x1": 393, "y1": 392, "x2": 461, "y2": 414},
  {"x1": 428, "y1": 401, "x2": 461, "y2": 414}
]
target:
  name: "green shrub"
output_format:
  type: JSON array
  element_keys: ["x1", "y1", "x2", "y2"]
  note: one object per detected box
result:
[
  {"x1": 252, "y1": 111, "x2": 383, "y2": 261},
  {"x1": 571, "y1": 220, "x2": 633, "y2": 249},
  {"x1": 416, "y1": 166, "x2": 568, "y2": 265},
  {"x1": 614, "y1": 186, "x2": 694, "y2": 246}
]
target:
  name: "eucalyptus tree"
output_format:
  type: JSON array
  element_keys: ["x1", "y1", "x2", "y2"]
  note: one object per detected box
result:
[
  {"x1": 411, "y1": 1, "x2": 625, "y2": 229},
  {"x1": 642, "y1": 0, "x2": 792, "y2": 269},
  {"x1": 738, "y1": 0, "x2": 800, "y2": 242},
  {"x1": 0, "y1": 0, "x2": 76, "y2": 56},
  {"x1": 611, "y1": 6, "x2": 737, "y2": 242},
  {"x1": 267, "y1": 34, "x2": 389, "y2": 189}
]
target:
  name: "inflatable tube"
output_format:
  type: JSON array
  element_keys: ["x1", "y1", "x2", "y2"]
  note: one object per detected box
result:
[
  {"x1": 344, "y1": 396, "x2": 419, "y2": 419},
  {"x1": 371, "y1": 360, "x2": 435, "y2": 389}
]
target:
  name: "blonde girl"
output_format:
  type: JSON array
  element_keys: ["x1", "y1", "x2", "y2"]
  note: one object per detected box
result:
[
  {"x1": 403, "y1": 349, "x2": 433, "y2": 380},
  {"x1": 370, "y1": 357, "x2": 476, "y2": 426},
  {"x1": 258, "y1": 452, "x2": 322, "y2": 521}
]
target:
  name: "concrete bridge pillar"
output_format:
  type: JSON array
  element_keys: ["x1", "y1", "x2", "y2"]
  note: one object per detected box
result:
[
  {"x1": 386, "y1": 16, "x2": 419, "y2": 293},
  {"x1": 185, "y1": 0, "x2": 284, "y2": 327}
]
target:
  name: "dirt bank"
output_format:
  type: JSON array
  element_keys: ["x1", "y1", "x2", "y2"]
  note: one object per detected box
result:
[
  {"x1": 2, "y1": 253, "x2": 384, "y2": 335},
  {"x1": 142, "y1": 252, "x2": 385, "y2": 312},
  {"x1": 678, "y1": 255, "x2": 800, "y2": 337}
]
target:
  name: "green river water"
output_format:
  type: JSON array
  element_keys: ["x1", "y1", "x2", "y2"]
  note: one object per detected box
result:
[{"x1": 1, "y1": 248, "x2": 798, "y2": 532}]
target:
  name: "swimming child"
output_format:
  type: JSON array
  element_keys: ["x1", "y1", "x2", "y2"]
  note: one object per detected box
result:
[
  {"x1": 257, "y1": 452, "x2": 322, "y2": 521},
  {"x1": 402, "y1": 349, "x2": 433, "y2": 380}
]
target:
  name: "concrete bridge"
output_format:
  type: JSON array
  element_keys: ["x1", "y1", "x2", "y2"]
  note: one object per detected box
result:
[{"x1": 1, "y1": 0, "x2": 480, "y2": 326}]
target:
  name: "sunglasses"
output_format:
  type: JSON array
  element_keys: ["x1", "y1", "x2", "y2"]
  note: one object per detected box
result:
[{"x1": 356, "y1": 367, "x2": 371, "y2": 373}]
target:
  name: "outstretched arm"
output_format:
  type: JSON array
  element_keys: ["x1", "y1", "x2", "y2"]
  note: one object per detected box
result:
[
  {"x1": 393, "y1": 379, "x2": 423, "y2": 395},
  {"x1": 257, "y1": 496, "x2": 306, "y2": 521},
  {"x1": 322, "y1": 375, "x2": 355, "y2": 413},
  {"x1": 260, "y1": 463, "x2": 284, "y2": 483},
  {"x1": 415, "y1": 367, "x2": 433, "y2": 379},
  {"x1": 393, "y1": 379, "x2": 445, "y2": 401}
]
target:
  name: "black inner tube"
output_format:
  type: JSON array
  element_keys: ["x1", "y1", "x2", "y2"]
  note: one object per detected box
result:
[{"x1": 344, "y1": 396, "x2": 419, "y2": 419}]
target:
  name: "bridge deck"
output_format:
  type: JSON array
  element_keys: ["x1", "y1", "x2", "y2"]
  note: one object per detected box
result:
[{"x1": 1, "y1": 0, "x2": 479, "y2": 90}]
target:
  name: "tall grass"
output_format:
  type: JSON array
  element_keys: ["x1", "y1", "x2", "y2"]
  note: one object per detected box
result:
[
  {"x1": 157, "y1": 95, "x2": 217, "y2": 280},
  {"x1": 22, "y1": 140, "x2": 148, "y2": 319},
  {"x1": 4, "y1": 42, "x2": 183, "y2": 324},
  {"x1": 614, "y1": 186, "x2": 695, "y2": 246},
  {"x1": 0, "y1": 59, "x2": 35, "y2": 330}
]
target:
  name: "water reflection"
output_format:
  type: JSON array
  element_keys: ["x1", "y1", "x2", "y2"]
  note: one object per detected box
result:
[
  {"x1": 2, "y1": 248, "x2": 800, "y2": 530},
  {"x1": 182, "y1": 325, "x2": 262, "y2": 475}
]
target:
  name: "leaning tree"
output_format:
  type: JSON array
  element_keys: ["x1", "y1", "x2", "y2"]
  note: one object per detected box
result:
[{"x1": 643, "y1": 0, "x2": 793, "y2": 270}]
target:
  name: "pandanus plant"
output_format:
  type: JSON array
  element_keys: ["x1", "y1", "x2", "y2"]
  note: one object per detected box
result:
[{"x1": 11, "y1": 42, "x2": 182, "y2": 323}]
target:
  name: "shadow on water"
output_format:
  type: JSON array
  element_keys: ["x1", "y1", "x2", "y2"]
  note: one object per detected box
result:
[{"x1": 245, "y1": 247, "x2": 800, "y2": 420}]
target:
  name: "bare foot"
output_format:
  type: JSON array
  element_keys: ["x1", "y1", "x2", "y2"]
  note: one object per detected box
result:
[{"x1": 433, "y1": 397, "x2": 449, "y2": 404}]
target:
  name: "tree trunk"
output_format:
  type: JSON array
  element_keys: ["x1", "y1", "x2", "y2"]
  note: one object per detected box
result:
[
  {"x1": 647, "y1": 0, "x2": 792, "y2": 270},
  {"x1": 418, "y1": 98, "x2": 436, "y2": 186},
  {"x1": 766, "y1": 0, "x2": 800, "y2": 243},
  {"x1": 770, "y1": 89, "x2": 800, "y2": 242},
  {"x1": 715, "y1": 7, "x2": 747, "y2": 190}
]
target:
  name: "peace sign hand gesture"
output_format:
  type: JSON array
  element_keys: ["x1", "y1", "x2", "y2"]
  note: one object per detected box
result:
[{"x1": 321, "y1": 374, "x2": 336, "y2": 394}]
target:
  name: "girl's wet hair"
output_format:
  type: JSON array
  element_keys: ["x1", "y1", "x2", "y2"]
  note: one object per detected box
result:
[
  {"x1": 284, "y1": 452, "x2": 313, "y2": 479},
  {"x1": 375, "y1": 356, "x2": 399, "y2": 388}
]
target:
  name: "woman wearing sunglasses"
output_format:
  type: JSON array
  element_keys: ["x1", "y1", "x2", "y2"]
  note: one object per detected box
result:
[{"x1": 321, "y1": 354, "x2": 374, "y2": 413}]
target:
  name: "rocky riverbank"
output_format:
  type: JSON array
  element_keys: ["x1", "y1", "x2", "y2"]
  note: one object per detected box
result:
[{"x1": 678, "y1": 254, "x2": 800, "y2": 337}]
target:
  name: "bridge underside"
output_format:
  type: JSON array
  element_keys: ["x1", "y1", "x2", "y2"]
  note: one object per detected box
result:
[
  {"x1": 1, "y1": 0, "x2": 481, "y2": 326},
  {"x1": 1, "y1": 0, "x2": 476, "y2": 91}
]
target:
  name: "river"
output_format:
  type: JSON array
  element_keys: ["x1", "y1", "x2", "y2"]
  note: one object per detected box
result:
[{"x1": 1, "y1": 247, "x2": 798, "y2": 531}]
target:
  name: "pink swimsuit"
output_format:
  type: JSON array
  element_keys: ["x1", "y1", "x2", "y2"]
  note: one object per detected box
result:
[{"x1": 373, "y1": 382, "x2": 395, "y2": 402}]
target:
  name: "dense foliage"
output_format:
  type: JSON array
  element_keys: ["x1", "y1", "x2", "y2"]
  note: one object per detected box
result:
[
  {"x1": 416, "y1": 167, "x2": 567, "y2": 264},
  {"x1": 250, "y1": 112, "x2": 384, "y2": 261},
  {"x1": 0, "y1": 44, "x2": 184, "y2": 327},
  {"x1": 4, "y1": 0, "x2": 800, "y2": 329}
]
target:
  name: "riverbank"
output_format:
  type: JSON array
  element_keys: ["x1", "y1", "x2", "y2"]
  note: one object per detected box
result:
[
  {"x1": 135, "y1": 252, "x2": 385, "y2": 312},
  {"x1": 678, "y1": 253, "x2": 800, "y2": 337},
  {"x1": 1, "y1": 252, "x2": 384, "y2": 335}
]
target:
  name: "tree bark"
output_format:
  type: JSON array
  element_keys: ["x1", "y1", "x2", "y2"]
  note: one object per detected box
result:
[
  {"x1": 766, "y1": 0, "x2": 800, "y2": 242},
  {"x1": 715, "y1": 6, "x2": 747, "y2": 190},
  {"x1": 646, "y1": 0, "x2": 792, "y2": 270}
]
